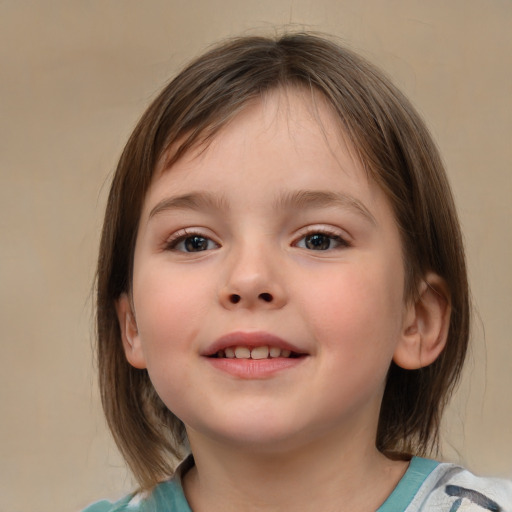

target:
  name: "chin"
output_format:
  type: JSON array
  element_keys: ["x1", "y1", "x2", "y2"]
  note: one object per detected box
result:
[{"x1": 187, "y1": 415, "x2": 320, "y2": 455}]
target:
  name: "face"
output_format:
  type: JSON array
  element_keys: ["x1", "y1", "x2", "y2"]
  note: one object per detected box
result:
[{"x1": 119, "y1": 89, "x2": 413, "y2": 453}]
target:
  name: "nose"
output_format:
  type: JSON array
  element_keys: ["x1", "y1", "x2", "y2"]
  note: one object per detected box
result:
[{"x1": 218, "y1": 245, "x2": 287, "y2": 310}]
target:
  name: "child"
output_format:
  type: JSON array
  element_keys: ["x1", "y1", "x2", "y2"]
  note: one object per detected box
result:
[{"x1": 86, "y1": 33, "x2": 512, "y2": 511}]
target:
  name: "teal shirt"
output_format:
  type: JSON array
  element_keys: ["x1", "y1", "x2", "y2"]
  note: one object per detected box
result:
[
  {"x1": 83, "y1": 479, "x2": 191, "y2": 512},
  {"x1": 378, "y1": 457, "x2": 438, "y2": 511},
  {"x1": 83, "y1": 457, "x2": 512, "y2": 511}
]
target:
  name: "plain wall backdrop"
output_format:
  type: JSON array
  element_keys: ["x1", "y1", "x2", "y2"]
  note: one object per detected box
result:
[{"x1": 0, "y1": 1, "x2": 510, "y2": 511}]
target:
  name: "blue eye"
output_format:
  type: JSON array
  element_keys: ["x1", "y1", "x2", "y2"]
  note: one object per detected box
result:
[
  {"x1": 296, "y1": 232, "x2": 348, "y2": 251},
  {"x1": 168, "y1": 234, "x2": 219, "y2": 252}
]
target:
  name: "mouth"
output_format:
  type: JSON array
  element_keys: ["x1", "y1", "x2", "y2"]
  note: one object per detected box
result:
[
  {"x1": 209, "y1": 346, "x2": 303, "y2": 359},
  {"x1": 204, "y1": 331, "x2": 307, "y2": 360},
  {"x1": 204, "y1": 332, "x2": 307, "y2": 379}
]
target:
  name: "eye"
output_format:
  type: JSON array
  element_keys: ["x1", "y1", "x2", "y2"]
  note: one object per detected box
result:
[
  {"x1": 166, "y1": 232, "x2": 220, "y2": 253},
  {"x1": 294, "y1": 231, "x2": 349, "y2": 251}
]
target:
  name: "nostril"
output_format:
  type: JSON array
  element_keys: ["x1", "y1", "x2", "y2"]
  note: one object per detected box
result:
[
  {"x1": 229, "y1": 294, "x2": 241, "y2": 304},
  {"x1": 259, "y1": 292, "x2": 273, "y2": 302}
]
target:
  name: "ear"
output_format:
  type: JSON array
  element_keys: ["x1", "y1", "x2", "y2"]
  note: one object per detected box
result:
[
  {"x1": 393, "y1": 273, "x2": 451, "y2": 370},
  {"x1": 115, "y1": 293, "x2": 147, "y2": 369}
]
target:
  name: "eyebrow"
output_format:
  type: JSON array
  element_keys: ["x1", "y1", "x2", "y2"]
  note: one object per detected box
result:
[
  {"x1": 148, "y1": 189, "x2": 376, "y2": 225},
  {"x1": 148, "y1": 192, "x2": 229, "y2": 220},
  {"x1": 275, "y1": 190, "x2": 377, "y2": 225}
]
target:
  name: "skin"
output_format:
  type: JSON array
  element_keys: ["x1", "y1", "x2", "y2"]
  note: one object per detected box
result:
[{"x1": 117, "y1": 88, "x2": 450, "y2": 511}]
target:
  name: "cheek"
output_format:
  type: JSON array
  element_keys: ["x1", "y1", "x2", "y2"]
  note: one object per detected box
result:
[
  {"x1": 132, "y1": 265, "x2": 213, "y2": 360},
  {"x1": 299, "y1": 261, "x2": 405, "y2": 355},
  {"x1": 130, "y1": 269, "x2": 205, "y2": 417}
]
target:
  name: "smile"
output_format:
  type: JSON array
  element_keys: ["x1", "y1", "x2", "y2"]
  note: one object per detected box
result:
[
  {"x1": 204, "y1": 331, "x2": 307, "y2": 359},
  {"x1": 211, "y1": 346, "x2": 300, "y2": 359},
  {"x1": 204, "y1": 332, "x2": 308, "y2": 378}
]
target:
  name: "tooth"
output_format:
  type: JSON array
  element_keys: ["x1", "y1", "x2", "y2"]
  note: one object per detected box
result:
[
  {"x1": 234, "y1": 346, "x2": 251, "y2": 359},
  {"x1": 269, "y1": 347, "x2": 281, "y2": 358},
  {"x1": 217, "y1": 349, "x2": 225, "y2": 358},
  {"x1": 251, "y1": 346, "x2": 269, "y2": 359},
  {"x1": 225, "y1": 347, "x2": 235, "y2": 358},
  {"x1": 281, "y1": 349, "x2": 291, "y2": 358}
]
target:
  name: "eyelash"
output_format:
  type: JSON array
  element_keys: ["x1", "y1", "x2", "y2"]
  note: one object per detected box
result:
[
  {"x1": 293, "y1": 227, "x2": 351, "y2": 251},
  {"x1": 164, "y1": 227, "x2": 351, "y2": 253},
  {"x1": 164, "y1": 229, "x2": 220, "y2": 253}
]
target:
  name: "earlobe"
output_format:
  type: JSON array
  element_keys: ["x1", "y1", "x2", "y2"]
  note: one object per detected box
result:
[
  {"x1": 393, "y1": 273, "x2": 451, "y2": 370},
  {"x1": 115, "y1": 293, "x2": 147, "y2": 369}
]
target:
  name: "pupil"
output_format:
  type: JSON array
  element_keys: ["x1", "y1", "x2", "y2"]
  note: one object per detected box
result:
[
  {"x1": 185, "y1": 236, "x2": 208, "y2": 252},
  {"x1": 305, "y1": 234, "x2": 330, "y2": 250}
]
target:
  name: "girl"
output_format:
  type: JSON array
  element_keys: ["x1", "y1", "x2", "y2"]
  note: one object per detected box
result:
[{"x1": 86, "y1": 33, "x2": 512, "y2": 511}]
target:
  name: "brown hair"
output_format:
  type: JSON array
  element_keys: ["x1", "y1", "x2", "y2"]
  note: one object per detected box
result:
[{"x1": 96, "y1": 32, "x2": 469, "y2": 491}]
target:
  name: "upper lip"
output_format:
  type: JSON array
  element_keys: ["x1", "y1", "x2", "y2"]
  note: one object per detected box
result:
[{"x1": 202, "y1": 331, "x2": 305, "y2": 357}]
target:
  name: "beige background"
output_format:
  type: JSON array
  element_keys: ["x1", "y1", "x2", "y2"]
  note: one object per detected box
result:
[{"x1": 1, "y1": 1, "x2": 511, "y2": 511}]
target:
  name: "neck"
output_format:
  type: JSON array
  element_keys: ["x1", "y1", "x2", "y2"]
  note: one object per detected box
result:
[{"x1": 182, "y1": 427, "x2": 408, "y2": 512}]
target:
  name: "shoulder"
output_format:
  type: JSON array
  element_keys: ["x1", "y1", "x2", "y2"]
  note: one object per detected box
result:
[
  {"x1": 415, "y1": 461, "x2": 512, "y2": 511},
  {"x1": 81, "y1": 479, "x2": 191, "y2": 512}
]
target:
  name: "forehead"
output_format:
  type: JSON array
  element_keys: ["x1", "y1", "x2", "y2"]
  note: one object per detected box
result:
[
  {"x1": 136, "y1": 87, "x2": 398, "y2": 241},
  {"x1": 153, "y1": 87, "x2": 368, "y2": 189}
]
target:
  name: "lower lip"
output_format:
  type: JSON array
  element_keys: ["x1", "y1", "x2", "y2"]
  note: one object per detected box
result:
[{"x1": 206, "y1": 357, "x2": 306, "y2": 379}]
